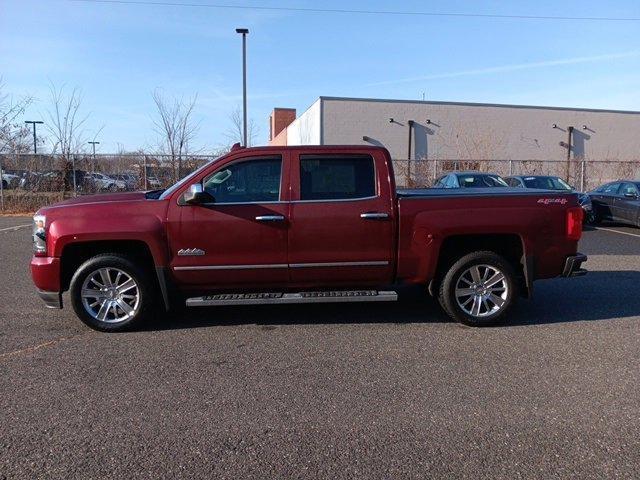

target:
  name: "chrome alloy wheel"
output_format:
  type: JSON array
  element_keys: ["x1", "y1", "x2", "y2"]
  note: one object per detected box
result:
[
  {"x1": 454, "y1": 264, "x2": 509, "y2": 318},
  {"x1": 81, "y1": 267, "x2": 140, "y2": 323}
]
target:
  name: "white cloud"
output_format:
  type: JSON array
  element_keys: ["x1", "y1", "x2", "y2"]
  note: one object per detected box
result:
[{"x1": 367, "y1": 51, "x2": 640, "y2": 86}]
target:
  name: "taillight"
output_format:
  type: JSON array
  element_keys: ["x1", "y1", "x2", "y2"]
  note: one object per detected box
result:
[{"x1": 567, "y1": 207, "x2": 583, "y2": 241}]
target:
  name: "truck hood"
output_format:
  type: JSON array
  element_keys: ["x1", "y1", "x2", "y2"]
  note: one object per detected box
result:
[{"x1": 48, "y1": 191, "x2": 148, "y2": 207}]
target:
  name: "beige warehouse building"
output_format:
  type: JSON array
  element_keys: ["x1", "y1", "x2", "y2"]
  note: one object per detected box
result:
[{"x1": 268, "y1": 97, "x2": 640, "y2": 189}]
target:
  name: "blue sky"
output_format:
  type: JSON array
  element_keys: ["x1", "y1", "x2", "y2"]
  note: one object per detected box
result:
[{"x1": 2, "y1": 0, "x2": 640, "y2": 153}]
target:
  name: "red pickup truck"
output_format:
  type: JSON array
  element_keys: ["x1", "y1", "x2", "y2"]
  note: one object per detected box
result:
[{"x1": 30, "y1": 145, "x2": 586, "y2": 331}]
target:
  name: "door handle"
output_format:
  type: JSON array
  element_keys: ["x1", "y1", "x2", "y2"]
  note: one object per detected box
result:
[
  {"x1": 360, "y1": 212, "x2": 389, "y2": 220},
  {"x1": 255, "y1": 215, "x2": 285, "y2": 222}
]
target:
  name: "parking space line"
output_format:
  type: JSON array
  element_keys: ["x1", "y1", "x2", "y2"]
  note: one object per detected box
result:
[
  {"x1": 0, "y1": 224, "x2": 31, "y2": 233},
  {"x1": 595, "y1": 227, "x2": 640, "y2": 238}
]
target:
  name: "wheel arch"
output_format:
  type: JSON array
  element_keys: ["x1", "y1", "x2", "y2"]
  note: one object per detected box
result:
[
  {"x1": 428, "y1": 233, "x2": 531, "y2": 298},
  {"x1": 60, "y1": 240, "x2": 170, "y2": 310}
]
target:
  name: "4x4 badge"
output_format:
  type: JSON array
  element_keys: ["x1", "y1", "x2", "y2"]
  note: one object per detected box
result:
[{"x1": 178, "y1": 248, "x2": 205, "y2": 256}]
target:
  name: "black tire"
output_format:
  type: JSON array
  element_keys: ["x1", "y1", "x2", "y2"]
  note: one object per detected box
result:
[
  {"x1": 588, "y1": 208, "x2": 601, "y2": 225},
  {"x1": 438, "y1": 251, "x2": 517, "y2": 327},
  {"x1": 69, "y1": 254, "x2": 156, "y2": 332},
  {"x1": 1, "y1": 180, "x2": 6, "y2": 189}
]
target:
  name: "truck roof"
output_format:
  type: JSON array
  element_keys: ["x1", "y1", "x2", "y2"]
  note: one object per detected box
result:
[{"x1": 232, "y1": 145, "x2": 389, "y2": 153}]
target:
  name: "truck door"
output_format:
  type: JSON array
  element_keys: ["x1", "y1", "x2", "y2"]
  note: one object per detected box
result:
[
  {"x1": 287, "y1": 151, "x2": 395, "y2": 286},
  {"x1": 168, "y1": 154, "x2": 290, "y2": 289}
]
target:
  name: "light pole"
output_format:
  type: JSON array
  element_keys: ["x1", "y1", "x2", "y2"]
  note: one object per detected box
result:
[
  {"x1": 24, "y1": 120, "x2": 44, "y2": 154},
  {"x1": 236, "y1": 28, "x2": 249, "y2": 147}
]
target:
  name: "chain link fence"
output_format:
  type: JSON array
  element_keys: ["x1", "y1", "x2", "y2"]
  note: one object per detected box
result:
[
  {"x1": 2, "y1": 153, "x2": 640, "y2": 212},
  {"x1": 392, "y1": 158, "x2": 640, "y2": 191}
]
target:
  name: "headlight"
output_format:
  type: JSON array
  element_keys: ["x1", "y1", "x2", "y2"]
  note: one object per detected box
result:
[{"x1": 33, "y1": 214, "x2": 47, "y2": 255}]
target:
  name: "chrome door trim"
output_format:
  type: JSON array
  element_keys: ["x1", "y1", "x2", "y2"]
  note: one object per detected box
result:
[
  {"x1": 288, "y1": 261, "x2": 389, "y2": 268},
  {"x1": 174, "y1": 264, "x2": 288, "y2": 271},
  {"x1": 199, "y1": 200, "x2": 287, "y2": 206},
  {"x1": 173, "y1": 261, "x2": 389, "y2": 271}
]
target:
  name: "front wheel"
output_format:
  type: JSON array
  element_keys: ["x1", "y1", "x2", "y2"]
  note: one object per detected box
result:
[
  {"x1": 586, "y1": 209, "x2": 599, "y2": 225},
  {"x1": 69, "y1": 254, "x2": 155, "y2": 331},
  {"x1": 438, "y1": 251, "x2": 517, "y2": 327}
]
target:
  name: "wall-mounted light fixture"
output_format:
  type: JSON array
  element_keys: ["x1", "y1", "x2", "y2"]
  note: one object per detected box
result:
[
  {"x1": 389, "y1": 117, "x2": 394, "y2": 123},
  {"x1": 552, "y1": 123, "x2": 558, "y2": 129},
  {"x1": 582, "y1": 124, "x2": 588, "y2": 130},
  {"x1": 426, "y1": 119, "x2": 432, "y2": 124},
  {"x1": 362, "y1": 135, "x2": 371, "y2": 142}
]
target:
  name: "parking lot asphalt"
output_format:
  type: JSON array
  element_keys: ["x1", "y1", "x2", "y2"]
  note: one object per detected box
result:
[{"x1": 1, "y1": 217, "x2": 639, "y2": 479}]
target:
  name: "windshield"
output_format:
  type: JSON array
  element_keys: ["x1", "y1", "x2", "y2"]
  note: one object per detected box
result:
[
  {"x1": 522, "y1": 176, "x2": 572, "y2": 190},
  {"x1": 158, "y1": 155, "x2": 224, "y2": 200}
]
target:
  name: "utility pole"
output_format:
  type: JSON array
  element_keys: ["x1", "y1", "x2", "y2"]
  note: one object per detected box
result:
[
  {"x1": 88, "y1": 141, "x2": 100, "y2": 176},
  {"x1": 88, "y1": 141, "x2": 99, "y2": 159},
  {"x1": 236, "y1": 28, "x2": 249, "y2": 147},
  {"x1": 24, "y1": 120, "x2": 44, "y2": 154}
]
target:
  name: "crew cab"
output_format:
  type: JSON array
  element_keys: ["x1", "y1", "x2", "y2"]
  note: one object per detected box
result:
[{"x1": 30, "y1": 145, "x2": 587, "y2": 331}]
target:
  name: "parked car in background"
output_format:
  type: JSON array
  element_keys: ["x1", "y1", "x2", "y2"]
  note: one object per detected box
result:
[
  {"x1": 588, "y1": 181, "x2": 640, "y2": 227},
  {"x1": 20, "y1": 170, "x2": 88, "y2": 192},
  {"x1": 84, "y1": 172, "x2": 126, "y2": 191},
  {"x1": 1, "y1": 172, "x2": 20, "y2": 189},
  {"x1": 505, "y1": 175, "x2": 593, "y2": 223},
  {"x1": 146, "y1": 175, "x2": 162, "y2": 189},
  {"x1": 433, "y1": 172, "x2": 508, "y2": 188},
  {"x1": 113, "y1": 173, "x2": 139, "y2": 190}
]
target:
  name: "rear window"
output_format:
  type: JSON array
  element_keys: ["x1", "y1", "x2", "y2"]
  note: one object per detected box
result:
[
  {"x1": 299, "y1": 155, "x2": 376, "y2": 200},
  {"x1": 456, "y1": 174, "x2": 508, "y2": 188}
]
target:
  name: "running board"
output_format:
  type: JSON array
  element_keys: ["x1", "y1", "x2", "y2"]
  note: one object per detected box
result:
[{"x1": 186, "y1": 290, "x2": 398, "y2": 307}]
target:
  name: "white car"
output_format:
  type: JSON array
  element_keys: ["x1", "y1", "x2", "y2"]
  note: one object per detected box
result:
[
  {"x1": 85, "y1": 172, "x2": 126, "y2": 191},
  {"x1": 146, "y1": 175, "x2": 162, "y2": 188},
  {"x1": 1, "y1": 172, "x2": 20, "y2": 189}
]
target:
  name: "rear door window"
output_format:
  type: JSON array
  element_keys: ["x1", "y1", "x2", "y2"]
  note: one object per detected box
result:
[
  {"x1": 299, "y1": 155, "x2": 376, "y2": 200},
  {"x1": 620, "y1": 182, "x2": 639, "y2": 196}
]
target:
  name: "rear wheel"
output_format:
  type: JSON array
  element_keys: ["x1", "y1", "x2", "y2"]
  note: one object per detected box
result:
[
  {"x1": 69, "y1": 254, "x2": 155, "y2": 331},
  {"x1": 438, "y1": 251, "x2": 517, "y2": 327}
]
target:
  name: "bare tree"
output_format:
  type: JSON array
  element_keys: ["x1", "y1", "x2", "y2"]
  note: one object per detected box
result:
[
  {"x1": 43, "y1": 82, "x2": 90, "y2": 192},
  {"x1": 44, "y1": 82, "x2": 89, "y2": 158},
  {"x1": 151, "y1": 89, "x2": 200, "y2": 181},
  {"x1": 0, "y1": 78, "x2": 34, "y2": 154},
  {"x1": 224, "y1": 105, "x2": 259, "y2": 147}
]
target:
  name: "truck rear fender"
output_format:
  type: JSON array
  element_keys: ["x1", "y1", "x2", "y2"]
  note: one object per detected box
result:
[{"x1": 427, "y1": 233, "x2": 531, "y2": 298}]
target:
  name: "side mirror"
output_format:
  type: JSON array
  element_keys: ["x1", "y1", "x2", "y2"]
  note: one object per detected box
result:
[
  {"x1": 184, "y1": 184, "x2": 215, "y2": 205},
  {"x1": 624, "y1": 192, "x2": 638, "y2": 199}
]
